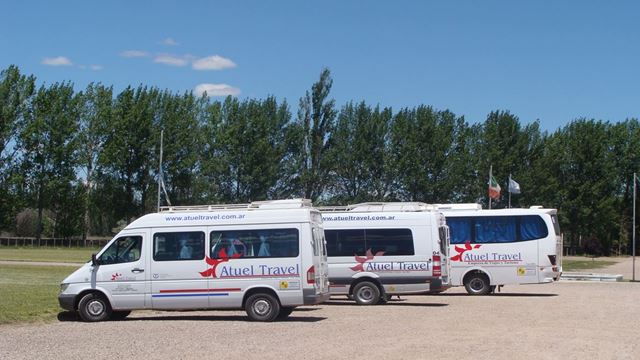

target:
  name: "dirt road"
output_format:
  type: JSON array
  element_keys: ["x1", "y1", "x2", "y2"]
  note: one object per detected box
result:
[{"x1": 1, "y1": 281, "x2": 638, "y2": 360}]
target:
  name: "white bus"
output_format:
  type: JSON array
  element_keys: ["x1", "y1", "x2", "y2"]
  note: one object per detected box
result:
[
  {"x1": 58, "y1": 199, "x2": 330, "y2": 322},
  {"x1": 320, "y1": 202, "x2": 450, "y2": 305},
  {"x1": 436, "y1": 204, "x2": 562, "y2": 295}
]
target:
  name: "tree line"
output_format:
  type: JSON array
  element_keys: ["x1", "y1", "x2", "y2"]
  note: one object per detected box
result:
[{"x1": 0, "y1": 65, "x2": 638, "y2": 255}]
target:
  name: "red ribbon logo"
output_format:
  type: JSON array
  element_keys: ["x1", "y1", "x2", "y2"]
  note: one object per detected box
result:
[
  {"x1": 450, "y1": 240, "x2": 481, "y2": 262},
  {"x1": 199, "y1": 248, "x2": 242, "y2": 278},
  {"x1": 350, "y1": 249, "x2": 384, "y2": 272}
]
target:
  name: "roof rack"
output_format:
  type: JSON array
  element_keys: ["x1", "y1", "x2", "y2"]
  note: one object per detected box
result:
[
  {"x1": 159, "y1": 198, "x2": 313, "y2": 213},
  {"x1": 318, "y1": 202, "x2": 438, "y2": 213},
  {"x1": 433, "y1": 203, "x2": 483, "y2": 211}
]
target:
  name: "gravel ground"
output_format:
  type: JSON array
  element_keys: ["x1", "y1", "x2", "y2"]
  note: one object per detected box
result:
[{"x1": 1, "y1": 280, "x2": 639, "y2": 360}]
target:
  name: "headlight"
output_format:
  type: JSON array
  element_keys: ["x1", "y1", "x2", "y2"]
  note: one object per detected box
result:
[{"x1": 60, "y1": 283, "x2": 69, "y2": 293}]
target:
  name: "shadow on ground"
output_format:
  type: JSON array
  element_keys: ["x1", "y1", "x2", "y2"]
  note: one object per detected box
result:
[
  {"x1": 325, "y1": 299, "x2": 448, "y2": 307},
  {"x1": 435, "y1": 292, "x2": 557, "y2": 297},
  {"x1": 57, "y1": 310, "x2": 326, "y2": 323}
]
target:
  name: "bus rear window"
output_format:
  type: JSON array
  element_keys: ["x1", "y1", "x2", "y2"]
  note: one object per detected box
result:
[{"x1": 550, "y1": 214, "x2": 561, "y2": 236}]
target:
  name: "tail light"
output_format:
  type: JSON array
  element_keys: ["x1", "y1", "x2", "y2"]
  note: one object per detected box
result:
[
  {"x1": 432, "y1": 255, "x2": 442, "y2": 277},
  {"x1": 548, "y1": 255, "x2": 557, "y2": 266},
  {"x1": 306, "y1": 265, "x2": 315, "y2": 284}
]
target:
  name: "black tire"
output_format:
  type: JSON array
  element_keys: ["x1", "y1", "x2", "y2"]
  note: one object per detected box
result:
[
  {"x1": 464, "y1": 273, "x2": 491, "y2": 295},
  {"x1": 77, "y1": 292, "x2": 111, "y2": 322},
  {"x1": 277, "y1": 307, "x2": 294, "y2": 319},
  {"x1": 245, "y1": 293, "x2": 280, "y2": 322},
  {"x1": 377, "y1": 293, "x2": 391, "y2": 304},
  {"x1": 352, "y1": 281, "x2": 381, "y2": 305},
  {"x1": 111, "y1": 310, "x2": 131, "y2": 321}
]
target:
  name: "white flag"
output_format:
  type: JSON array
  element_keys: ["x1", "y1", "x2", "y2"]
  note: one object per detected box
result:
[{"x1": 508, "y1": 177, "x2": 521, "y2": 194}]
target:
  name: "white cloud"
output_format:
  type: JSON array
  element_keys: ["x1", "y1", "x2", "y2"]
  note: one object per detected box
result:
[
  {"x1": 192, "y1": 55, "x2": 237, "y2": 71},
  {"x1": 162, "y1": 37, "x2": 179, "y2": 46},
  {"x1": 194, "y1": 83, "x2": 241, "y2": 97},
  {"x1": 89, "y1": 65, "x2": 103, "y2": 71},
  {"x1": 42, "y1": 56, "x2": 73, "y2": 66},
  {"x1": 154, "y1": 54, "x2": 189, "y2": 67},
  {"x1": 120, "y1": 50, "x2": 150, "y2": 58}
]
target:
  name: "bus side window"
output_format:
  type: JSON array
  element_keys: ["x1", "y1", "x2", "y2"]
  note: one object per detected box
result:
[
  {"x1": 447, "y1": 217, "x2": 472, "y2": 244},
  {"x1": 520, "y1": 215, "x2": 548, "y2": 241},
  {"x1": 475, "y1": 216, "x2": 516, "y2": 243}
]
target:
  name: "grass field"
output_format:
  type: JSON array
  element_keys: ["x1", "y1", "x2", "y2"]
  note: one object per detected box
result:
[
  {"x1": 0, "y1": 264, "x2": 79, "y2": 324},
  {"x1": 562, "y1": 258, "x2": 618, "y2": 271},
  {"x1": 0, "y1": 246, "x2": 97, "y2": 263}
]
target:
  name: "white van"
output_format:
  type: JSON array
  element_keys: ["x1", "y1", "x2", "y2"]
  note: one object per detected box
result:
[
  {"x1": 436, "y1": 204, "x2": 562, "y2": 295},
  {"x1": 58, "y1": 199, "x2": 330, "y2": 322},
  {"x1": 319, "y1": 202, "x2": 450, "y2": 305}
]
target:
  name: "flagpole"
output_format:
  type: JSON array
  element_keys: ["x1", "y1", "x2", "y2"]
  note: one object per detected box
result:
[
  {"x1": 489, "y1": 165, "x2": 493, "y2": 209},
  {"x1": 157, "y1": 129, "x2": 164, "y2": 212},
  {"x1": 508, "y1": 174, "x2": 512, "y2": 209},
  {"x1": 633, "y1": 172, "x2": 636, "y2": 281}
]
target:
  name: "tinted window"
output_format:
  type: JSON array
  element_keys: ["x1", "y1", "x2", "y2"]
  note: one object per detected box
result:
[
  {"x1": 520, "y1": 215, "x2": 549, "y2": 240},
  {"x1": 99, "y1": 236, "x2": 142, "y2": 265},
  {"x1": 325, "y1": 229, "x2": 413, "y2": 256},
  {"x1": 475, "y1": 217, "x2": 516, "y2": 243},
  {"x1": 210, "y1": 229, "x2": 299, "y2": 258},
  {"x1": 446, "y1": 215, "x2": 550, "y2": 244},
  {"x1": 366, "y1": 229, "x2": 414, "y2": 255},
  {"x1": 153, "y1": 231, "x2": 205, "y2": 261},
  {"x1": 325, "y1": 229, "x2": 365, "y2": 257},
  {"x1": 448, "y1": 217, "x2": 473, "y2": 245}
]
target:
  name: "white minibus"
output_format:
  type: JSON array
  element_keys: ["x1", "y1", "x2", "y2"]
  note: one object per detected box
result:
[
  {"x1": 437, "y1": 204, "x2": 562, "y2": 295},
  {"x1": 320, "y1": 202, "x2": 450, "y2": 305},
  {"x1": 58, "y1": 199, "x2": 330, "y2": 322}
]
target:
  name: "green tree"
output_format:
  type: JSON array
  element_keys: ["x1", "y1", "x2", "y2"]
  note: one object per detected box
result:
[
  {"x1": 327, "y1": 101, "x2": 393, "y2": 202},
  {"x1": 0, "y1": 66, "x2": 35, "y2": 231},
  {"x1": 388, "y1": 106, "x2": 466, "y2": 202},
  {"x1": 19, "y1": 82, "x2": 82, "y2": 239},
  {"x1": 202, "y1": 96, "x2": 292, "y2": 202},
  {"x1": 155, "y1": 91, "x2": 208, "y2": 205},
  {"x1": 475, "y1": 111, "x2": 543, "y2": 208},
  {"x1": 78, "y1": 83, "x2": 113, "y2": 239},
  {"x1": 609, "y1": 119, "x2": 640, "y2": 254},
  {"x1": 294, "y1": 68, "x2": 336, "y2": 201},
  {"x1": 99, "y1": 86, "x2": 158, "y2": 225},
  {"x1": 551, "y1": 119, "x2": 618, "y2": 254}
]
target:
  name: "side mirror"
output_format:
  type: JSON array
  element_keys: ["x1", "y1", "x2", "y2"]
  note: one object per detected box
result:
[{"x1": 91, "y1": 253, "x2": 98, "y2": 266}]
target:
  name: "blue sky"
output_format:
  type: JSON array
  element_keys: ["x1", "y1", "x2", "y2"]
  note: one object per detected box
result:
[{"x1": 1, "y1": 1, "x2": 638, "y2": 130}]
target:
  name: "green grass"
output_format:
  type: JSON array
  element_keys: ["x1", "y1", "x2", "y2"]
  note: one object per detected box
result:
[
  {"x1": 0, "y1": 264, "x2": 79, "y2": 324},
  {"x1": 563, "y1": 258, "x2": 617, "y2": 271},
  {"x1": 0, "y1": 246, "x2": 98, "y2": 263}
]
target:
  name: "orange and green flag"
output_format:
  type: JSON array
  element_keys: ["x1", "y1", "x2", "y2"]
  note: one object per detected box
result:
[{"x1": 488, "y1": 174, "x2": 501, "y2": 200}]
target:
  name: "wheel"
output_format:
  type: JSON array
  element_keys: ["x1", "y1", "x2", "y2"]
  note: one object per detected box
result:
[
  {"x1": 245, "y1": 293, "x2": 280, "y2": 322},
  {"x1": 277, "y1": 307, "x2": 294, "y2": 319},
  {"x1": 464, "y1": 273, "x2": 491, "y2": 295},
  {"x1": 352, "y1": 281, "x2": 381, "y2": 305},
  {"x1": 111, "y1": 310, "x2": 131, "y2": 320},
  {"x1": 77, "y1": 292, "x2": 111, "y2": 322}
]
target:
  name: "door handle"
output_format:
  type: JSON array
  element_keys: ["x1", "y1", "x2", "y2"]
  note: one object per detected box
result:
[{"x1": 131, "y1": 268, "x2": 145, "y2": 273}]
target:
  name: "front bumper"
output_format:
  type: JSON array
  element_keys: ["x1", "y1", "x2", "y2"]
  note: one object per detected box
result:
[{"x1": 58, "y1": 294, "x2": 76, "y2": 311}]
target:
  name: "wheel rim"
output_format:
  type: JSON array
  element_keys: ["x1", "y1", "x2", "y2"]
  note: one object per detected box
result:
[
  {"x1": 357, "y1": 287, "x2": 375, "y2": 302},
  {"x1": 87, "y1": 300, "x2": 105, "y2": 316},
  {"x1": 469, "y1": 278, "x2": 485, "y2": 292},
  {"x1": 253, "y1": 299, "x2": 271, "y2": 316}
]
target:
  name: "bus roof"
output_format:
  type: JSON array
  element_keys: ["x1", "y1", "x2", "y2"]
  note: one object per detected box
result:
[{"x1": 124, "y1": 199, "x2": 320, "y2": 230}]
